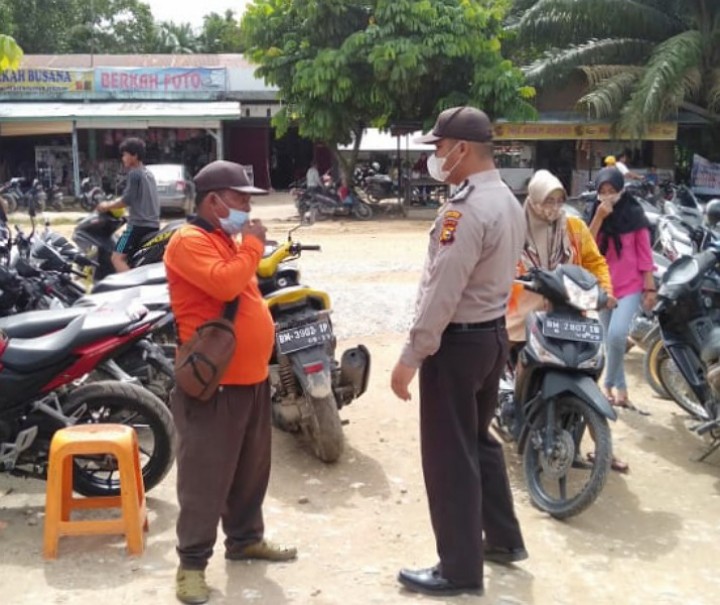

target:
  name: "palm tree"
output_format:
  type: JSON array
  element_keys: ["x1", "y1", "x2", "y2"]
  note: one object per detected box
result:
[
  {"x1": 152, "y1": 22, "x2": 198, "y2": 55},
  {"x1": 515, "y1": 0, "x2": 720, "y2": 135}
]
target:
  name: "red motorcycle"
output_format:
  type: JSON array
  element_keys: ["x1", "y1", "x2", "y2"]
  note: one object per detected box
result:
[{"x1": 0, "y1": 305, "x2": 176, "y2": 496}]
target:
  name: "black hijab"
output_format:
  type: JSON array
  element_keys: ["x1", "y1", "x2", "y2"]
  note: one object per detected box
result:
[{"x1": 589, "y1": 167, "x2": 650, "y2": 256}]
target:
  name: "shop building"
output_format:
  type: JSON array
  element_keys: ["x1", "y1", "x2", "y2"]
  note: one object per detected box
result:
[{"x1": 0, "y1": 54, "x2": 292, "y2": 195}]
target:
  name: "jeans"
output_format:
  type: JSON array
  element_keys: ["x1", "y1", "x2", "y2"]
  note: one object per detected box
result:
[{"x1": 600, "y1": 292, "x2": 642, "y2": 391}]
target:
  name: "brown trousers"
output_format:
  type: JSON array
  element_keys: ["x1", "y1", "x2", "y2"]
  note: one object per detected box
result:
[
  {"x1": 419, "y1": 326, "x2": 524, "y2": 585},
  {"x1": 171, "y1": 381, "x2": 271, "y2": 570}
]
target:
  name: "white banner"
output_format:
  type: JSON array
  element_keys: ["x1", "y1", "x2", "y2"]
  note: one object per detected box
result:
[{"x1": 691, "y1": 154, "x2": 720, "y2": 195}]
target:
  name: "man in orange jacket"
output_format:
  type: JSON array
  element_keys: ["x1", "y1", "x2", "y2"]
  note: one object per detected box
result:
[{"x1": 165, "y1": 161, "x2": 296, "y2": 605}]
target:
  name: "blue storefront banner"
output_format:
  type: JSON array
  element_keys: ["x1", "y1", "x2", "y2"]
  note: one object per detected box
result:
[
  {"x1": 95, "y1": 67, "x2": 226, "y2": 93},
  {"x1": 691, "y1": 154, "x2": 720, "y2": 196}
]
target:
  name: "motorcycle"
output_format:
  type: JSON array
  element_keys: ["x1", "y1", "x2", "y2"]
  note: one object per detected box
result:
[
  {"x1": 0, "y1": 304, "x2": 176, "y2": 495},
  {"x1": 652, "y1": 245, "x2": 720, "y2": 461},
  {"x1": 294, "y1": 185, "x2": 373, "y2": 221},
  {"x1": 496, "y1": 264, "x2": 615, "y2": 519},
  {"x1": 353, "y1": 164, "x2": 399, "y2": 203},
  {"x1": 259, "y1": 220, "x2": 371, "y2": 462},
  {"x1": 0, "y1": 177, "x2": 46, "y2": 214},
  {"x1": 78, "y1": 177, "x2": 107, "y2": 212},
  {"x1": 72, "y1": 210, "x2": 184, "y2": 283},
  {"x1": 644, "y1": 222, "x2": 720, "y2": 400}
]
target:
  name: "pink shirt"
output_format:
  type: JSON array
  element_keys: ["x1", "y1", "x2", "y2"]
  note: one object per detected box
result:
[{"x1": 598, "y1": 228, "x2": 654, "y2": 298}]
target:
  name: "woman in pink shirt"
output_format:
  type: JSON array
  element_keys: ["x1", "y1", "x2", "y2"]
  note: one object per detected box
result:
[{"x1": 589, "y1": 167, "x2": 656, "y2": 409}]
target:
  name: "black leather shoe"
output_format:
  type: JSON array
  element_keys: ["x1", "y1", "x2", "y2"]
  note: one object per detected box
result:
[
  {"x1": 484, "y1": 544, "x2": 529, "y2": 564},
  {"x1": 397, "y1": 565, "x2": 483, "y2": 596}
]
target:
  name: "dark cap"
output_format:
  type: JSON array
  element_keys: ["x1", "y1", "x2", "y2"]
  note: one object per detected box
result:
[
  {"x1": 414, "y1": 106, "x2": 493, "y2": 144},
  {"x1": 193, "y1": 160, "x2": 267, "y2": 195}
]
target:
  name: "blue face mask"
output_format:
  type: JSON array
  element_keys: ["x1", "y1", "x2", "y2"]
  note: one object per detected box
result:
[{"x1": 218, "y1": 207, "x2": 250, "y2": 235}]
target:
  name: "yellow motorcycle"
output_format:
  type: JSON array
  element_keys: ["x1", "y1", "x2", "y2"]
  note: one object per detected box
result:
[{"x1": 258, "y1": 222, "x2": 370, "y2": 462}]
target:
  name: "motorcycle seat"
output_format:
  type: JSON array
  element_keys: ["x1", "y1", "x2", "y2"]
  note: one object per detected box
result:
[
  {"x1": 700, "y1": 328, "x2": 720, "y2": 364},
  {"x1": 0, "y1": 307, "x2": 86, "y2": 339},
  {"x1": 0, "y1": 309, "x2": 146, "y2": 372},
  {"x1": 92, "y1": 263, "x2": 167, "y2": 293},
  {"x1": 76, "y1": 284, "x2": 170, "y2": 311}
]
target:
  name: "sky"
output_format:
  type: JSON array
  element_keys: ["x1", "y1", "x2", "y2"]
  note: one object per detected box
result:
[{"x1": 144, "y1": 0, "x2": 251, "y2": 28}]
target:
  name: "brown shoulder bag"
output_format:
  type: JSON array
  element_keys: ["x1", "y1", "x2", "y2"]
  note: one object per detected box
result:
[{"x1": 174, "y1": 297, "x2": 240, "y2": 401}]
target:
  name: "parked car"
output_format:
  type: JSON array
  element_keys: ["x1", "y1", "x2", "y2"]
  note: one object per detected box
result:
[{"x1": 146, "y1": 164, "x2": 195, "y2": 216}]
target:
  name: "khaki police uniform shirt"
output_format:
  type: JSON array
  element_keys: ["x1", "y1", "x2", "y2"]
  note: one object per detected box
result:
[{"x1": 400, "y1": 169, "x2": 527, "y2": 368}]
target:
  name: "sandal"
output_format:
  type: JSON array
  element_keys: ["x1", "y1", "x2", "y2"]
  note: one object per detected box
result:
[
  {"x1": 614, "y1": 398, "x2": 651, "y2": 416},
  {"x1": 586, "y1": 453, "x2": 630, "y2": 474}
]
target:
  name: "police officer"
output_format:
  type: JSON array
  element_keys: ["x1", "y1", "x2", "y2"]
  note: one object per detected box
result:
[{"x1": 391, "y1": 107, "x2": 529, "y2": 596}]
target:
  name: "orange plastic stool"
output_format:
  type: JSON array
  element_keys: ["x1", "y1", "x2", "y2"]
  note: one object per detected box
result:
[{"x1": 43, "y1": 424, "x2": 148, "y2": 559}]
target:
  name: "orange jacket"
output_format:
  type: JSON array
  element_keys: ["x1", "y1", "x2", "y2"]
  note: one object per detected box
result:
[
  {"x1": 507, "y1": 216, "x2": 613, "y2": 342},
  {"x1": 164, "y1": 220, "x2": 275, "y2": 385}
]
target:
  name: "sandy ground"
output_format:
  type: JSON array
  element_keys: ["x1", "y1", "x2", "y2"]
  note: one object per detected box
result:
[{"x1": 1, "y1": 196, "x2": 720, "y2": 605}]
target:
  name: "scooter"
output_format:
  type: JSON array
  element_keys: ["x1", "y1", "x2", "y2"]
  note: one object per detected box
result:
[
  {"x1": 78, "y1": 177, "x2": 107, "y2": 212},
  {"x1": 653, "y1": 245, "x2": 720, "y2": 462},
  {"x1": 294, "y1": 185, "x2": 373, "y2": 221},
  {"x1": 72, "y1": 210, "x2": 183, "y2": 283},
  {"x1": 259, "y1": 219, "x2": 371, "y2": 462},
  {"x1": 496, "y1": 264, "x2": 615, "y2": 519}
]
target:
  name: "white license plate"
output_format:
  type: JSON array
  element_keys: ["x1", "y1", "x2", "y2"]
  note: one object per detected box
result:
[
  {"x1": 542, "y1": 316, "x2": 602, "y2": 343},
  {"x1": 276, "y1": 319, "x2": 333, "y2": 354}
]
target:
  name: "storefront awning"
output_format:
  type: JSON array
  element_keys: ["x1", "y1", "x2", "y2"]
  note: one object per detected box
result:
[{"x1": 0, "y1": 101, "x2": 241, "y2": 135}]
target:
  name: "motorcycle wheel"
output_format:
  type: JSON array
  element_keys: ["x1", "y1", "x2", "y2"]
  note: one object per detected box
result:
[
  {"x1": 352, "y1": 202, "x2": 373, "y2": 221},
  {"x1": 657, "y1": 354, "x2": 710, "y2": 420},
  {"x1": 643, "y1": 337, "x2": 671, "y2": 399},
  {"x1": 301, "y1": 393, "x2": 344, "y2": 463},
  {"x1": 61, "y1": 380, "x2": 177, "y2": 496},
  {"x1": 523, "y1": 396, "x2": 611, "y2": 519}
]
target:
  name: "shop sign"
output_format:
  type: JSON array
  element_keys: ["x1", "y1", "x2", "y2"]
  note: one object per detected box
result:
[
  {"x1": 691, "y1": 154, "x2": 720, "y2": 195},
  {"x1": 493, "y1": 122, "x2": 677, "y2": 141},
  {"x1": 0, "y1": 68, "x2": 93, "y2": 93},
  {"x1": 95, "y1": 67, "x2": 226, "y2": 93}
]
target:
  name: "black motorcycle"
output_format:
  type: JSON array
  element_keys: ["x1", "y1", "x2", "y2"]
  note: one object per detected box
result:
[
  {"x1": 78, "y1": 177, "x2": 107, "y2": 212},
  {"x1": 653, "y1": 245, "x2": 720, "y2": 460},
  {"x1": 497, "y1": 264, "x2": 616, "y2": 519},
  {"x1": 72, "y1": 211, "x2": 184, "y2": 282},
  {"x1": 294, "y1": 186, "x2": 373, "y2": 221}
]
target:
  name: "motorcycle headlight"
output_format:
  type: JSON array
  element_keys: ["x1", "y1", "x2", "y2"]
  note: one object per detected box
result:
[
  {"x1": 563, "y1": 275, "x2": 599, "y2": 311},
  {"x1": 528, "y1": 327, "x2": 564, "y2": 366}
]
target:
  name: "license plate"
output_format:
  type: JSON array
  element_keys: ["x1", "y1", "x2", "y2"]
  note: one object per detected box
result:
[
  {"x1": 276, "y1": 319, "x2": 333, "y2": 354},
  {"x1": 542, "y1": 316, "x2": 602, "y2": 343}
]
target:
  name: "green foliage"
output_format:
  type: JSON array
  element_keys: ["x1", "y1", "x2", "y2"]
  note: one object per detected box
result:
[
  {"x1": 243, "y1": 0, "x2": 535, "y2": 164},
  {"x1": 199, "y1": 10, "x2": 246, "y2": 53},
  {"x1": 0, "y1": 33, "x2": 22, "y2": 70},
  {"x1": 516, "y1": 0, "x2": 720, "y2": 135},
  {"x1": 0, "y1": 0, "x2": 157, "y2": 54}
]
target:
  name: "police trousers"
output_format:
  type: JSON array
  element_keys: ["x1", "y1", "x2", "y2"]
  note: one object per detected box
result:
[
  {"x1": 171, "y1": 381, "x2": 271, "y2": 570},
  {"x1": 419, "y1": 324, "x2": 525, "y2": 585}
]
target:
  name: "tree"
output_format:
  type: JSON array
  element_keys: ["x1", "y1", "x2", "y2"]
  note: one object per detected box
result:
[
  {"x1": 242, "y1": 0, "x2": 535, "y2": 175},
  {"x1": 199, "y1": 10, "x2": 245, "y2": 53},
  {"x1": 515, "y1": 0, "x2": 720, "y2": 136},
  {"x1": 152, "y1": 21, "x2": 199, "y2": 54},
  {"x1": 0, "y1": 0, "x2": 158, "y2": 54}
]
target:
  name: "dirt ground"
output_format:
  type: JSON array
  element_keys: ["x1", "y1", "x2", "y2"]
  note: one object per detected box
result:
[{"x1": 2, "y1": 196, "x2": 720, "y2": 605}]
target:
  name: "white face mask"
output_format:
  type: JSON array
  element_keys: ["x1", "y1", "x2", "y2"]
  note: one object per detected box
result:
[
  {"x1": 427, "y1": 142, "x2": 462, "y2": 182},
  {"x1": 598, "y1": 192, "x2": 621, "y2": 206}
]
